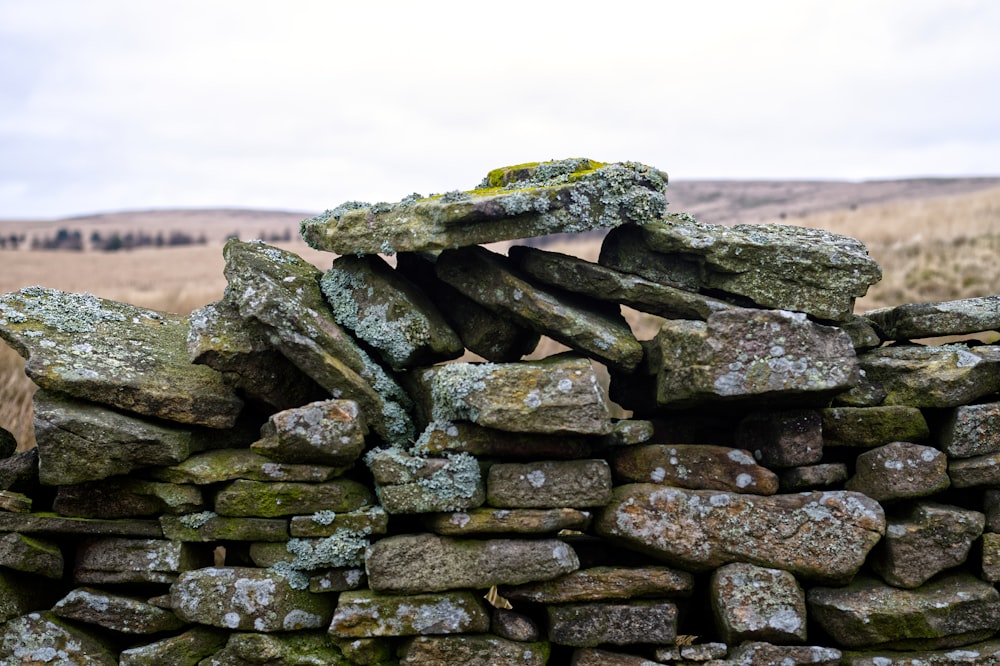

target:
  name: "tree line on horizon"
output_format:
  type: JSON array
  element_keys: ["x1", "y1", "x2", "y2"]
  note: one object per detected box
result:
[{"x1": 0, "y1": 227, "x2": 294, "y2": 251}]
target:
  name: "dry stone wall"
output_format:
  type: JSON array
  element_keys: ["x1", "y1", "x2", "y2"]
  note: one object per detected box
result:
[{"x1": 0, "y1": 158, "x2": 999, "y2": 665}]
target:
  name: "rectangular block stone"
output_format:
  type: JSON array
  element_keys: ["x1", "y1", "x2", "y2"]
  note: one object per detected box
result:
[
  {"x1": 486, "y1": 459, "x2": 612, "y2": 508},
  {"x1": 329, "y1": 589, "x2": 489, "y2": 637},
  {"x1": 547, "y1": 600, "x2": 677, "y2": 647},
  {"x1": 75, "y1": 538, "x2": 211, "y2": 585}
]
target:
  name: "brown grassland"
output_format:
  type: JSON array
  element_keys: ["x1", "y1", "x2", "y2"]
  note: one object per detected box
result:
[{"x1": 2, "y1": 181, "x2": 999, "y2": 450}]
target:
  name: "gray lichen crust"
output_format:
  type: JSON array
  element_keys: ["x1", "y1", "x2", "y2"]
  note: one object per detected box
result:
[{"x1": 300, "y1": 158, "x2": 668, "y2": 254}]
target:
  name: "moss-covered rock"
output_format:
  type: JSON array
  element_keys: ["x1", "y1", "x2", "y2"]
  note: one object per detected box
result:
[
  {"x1": 253, "y1": 399, "x2": 367, "y2": 467},
  {"x1": 118, "y1": 626, "x2": 227, "y2": 666},
  {"x1": 52, "y1": 587, "x2": 186, "y2": 634},
  {"x1": 0, "y1": 531, "x2": 62, "y2": 579},
  {"x1": 148, "y1": 447, "x2": 349, "y2": 485},
  {"x1": 0, "y1": 611, "x2": 118, "y2": 665},
  {"x1": 821, "y1": 405, "x2": 930, "y2": 447},
  {"x1": 53, "y1": 477, "x2": 203, "y2": 518},
  {"x1": 213, "y1": 479, "x2": 374, "y2": 518},
  {"x1": 863, "y1": 294, "x2": 1000, "y2": 341}
]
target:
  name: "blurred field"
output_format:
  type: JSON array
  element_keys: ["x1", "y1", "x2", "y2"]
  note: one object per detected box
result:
[{"x1": 2, "y1": 182, "x2": 999, "y2": 450}]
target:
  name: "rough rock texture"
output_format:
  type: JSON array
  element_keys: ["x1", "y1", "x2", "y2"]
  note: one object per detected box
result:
[
  {"x1": 329, "y1": 589, "x2": 489, "y2": 637},
  {"x1": 546, "y1": 600, "x2": 677, "y2": 647},
  {"x1": 397, "y1": 634, "x2": 550, "y2": 666},
  {"x1": 864, "y1": 294, "x2": 1000, "y2": 340},
  {"x1": 0, "y1": 611, "x2": 117, "y2": 665},
  {"x1": 821, "y1": 405, "x2": 930, "y2": 447},
  {"x1": 845, "y1": 441, "x2": 950, "y2": 502},
  {"x1": 501, "y1": 565, "x2": 694, "y2": 603},
  {"x1": 939, "y1": 401, "x2": 1000, "y2": 458},
  {"x1": 736, "y1": 409, "x2": 824, "y2": 467},
  {"x1": 486, "y1": 459, "x2": 612, "y2": 508},
  {"x1": 610, "y1": 444, "x2": 779, "y2": 494},
  {"x1": 711, "y1": 562, "x2": 807, "y2": 644},
  {"x1": 52, "y1": 587, "x2": 185, "y2": 634},
  {"x1": 252, "y1": 398, "x2": 368, "y2": 466}
]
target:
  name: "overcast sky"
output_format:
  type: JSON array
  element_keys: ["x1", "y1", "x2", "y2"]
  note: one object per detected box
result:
[{"x1": 2, "y1": 1, "x2": 999, "y2": 219}]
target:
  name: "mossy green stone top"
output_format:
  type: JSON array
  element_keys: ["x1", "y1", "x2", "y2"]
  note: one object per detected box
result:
[{"x1": 300, "y1": 158, "x2": 668, "y2": 254}]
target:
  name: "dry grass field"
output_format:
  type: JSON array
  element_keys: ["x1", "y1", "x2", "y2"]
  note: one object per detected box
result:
[{"x1": 2, "y1": 181, "x2": 998, "y2": 450}]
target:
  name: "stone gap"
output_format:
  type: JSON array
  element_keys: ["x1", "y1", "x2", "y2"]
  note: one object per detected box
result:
[{"x1": 0, "y1": 158, "x2": 998, "y2": 665}]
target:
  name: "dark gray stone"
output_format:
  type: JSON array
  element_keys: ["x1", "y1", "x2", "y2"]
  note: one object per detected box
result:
[
  {"x1": 486, "y1": 459, "x2": 612, "y2": 508},
  {"x1": 53, "y1": 477, "x2": 203, "y2": 518},
  {"x1": 736, "y1": 410, "x2": 823, "y2": 467},
  {"x1": 939, "y1": 401, "x2": 1000, "y2": 458},
  {"x1": 863, "y1": 295, "x2": 1000, "y2": 340},
  {"x1": 421, "y1": 507, "x2": 592, "y2": 536},
  {"x1": 727, "y1": 642, "x2": 842, "y2": 666},
  {"x1": 329, "y1": 589, "x2": 490, "y2": 637},
  {"x1": 501, "y1": 565, "x2": 694, "y2": 604},
  {"x1": 52, "y1": 587, "x2": 185, "y2": 634},
  {"x1": 74, "y1": 537, "x2": 211, "y2": 585},
  {"x1": 118, "y1": 626, "x2": 228, "y2": 666},
  {"x1": 845, "y1": 442, "x2": 950, "y2": 502},
  {"x1": 547, "y1": 600, "x2": 677, "y2": 647},
  {"x1": 398, "y1": 634, "x2": 550, "y2": 666}
]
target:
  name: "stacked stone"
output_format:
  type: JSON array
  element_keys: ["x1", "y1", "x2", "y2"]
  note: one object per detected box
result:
[{"x1": 0, "y1": 157, "x2": 996, "y2": 665}]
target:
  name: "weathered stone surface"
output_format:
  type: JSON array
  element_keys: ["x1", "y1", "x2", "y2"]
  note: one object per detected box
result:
[
  {"x1": 222, "y1": 239, "x2": 414, "y2": 445},
  {"x1": 0, "y1": 448, "x2": 39, "y2": 493},
  {"x1": 0, "y1": 427, "x2": 14, "y2": 458},
  {"x1": 301, "y1": 158, "x2": 668, "y2": 254},
  {"x1": 75, "y1": 537, "x2": 210, "y2": 585},
  {"x1": 711, "y1": 562, "x2": 807, "y2": 644},
  {"x1": 986, "y1": 491, "x2": 1000, "y2": 531},
  {"x1": 643, "y1": 308, "x2": 859, "y2": 408},
  {"x1": 0, "y1": 490, "x2": 30, "y2": 513},
  {"x1": 492, "y1": 608, "x2": 541, "y2": 642},
  {"x1": 0, "y1": 287, "x2": 243, "y2": 428},
  {"x1": 365, "y1": 532, "x2": 579, "y2": 594},
  {"x1": 53, "y1": 477, "x2": 203, "y2": 518},
  {"x1": 329, "y1": 589, "x2": 489, "y2": 637},
  {"x1": 289, "y1": 506, "x2": 388, "y2": 538},
  {"x1": 436, "y1": 245, "x2": 643, "y2": 371},
  {"x1": 118, "y1": 626, "x2": 228, "y2": 666},
  {"x1": 871, "y1": 502, "x2": 985, "y2": 588},
  {"x1": 148, "y1": 448, "x2": 346, "y2": 486},
  {"x1": 601, "y1": 214, "x2": 881, "y2": 321},
  {"x1": 736, "y1": 409, "x2": 823, "y2": 467},
  {"x1": 398, "y1": 634, "x2": 550, "y2": 666},
  {"x1": 332, "y1": 636, "x2": 393, "y2": 665},
  {"x1": 205, "y1": 631, "x2": 349, "y2": 666},
  {"x1": 422, "y1": 507, "x2": 592, "y2": 536},
  {"x1": 32, "y1": 389, "x2": 197, "y2": 486},
  {"x1": 842, "y1": 639, "x2": 1000, "y2": 666},
  {"x1": 321, "y1": 254, "x2": 463, "y2": 369},
  {"x1": 982, "y1": 532, "x2": 1000, "y2": 582},
  {"x1": 0, "y1": 531, "x2": 63, "y2": 578},
  {"x1": 248, "y1": 530, "x2": 369, "y2": 570},
  {"x1": 779, "y1": 463, "x2": 849, "y2": 491},
  {"x1": 573, "y1": 648, "x2": 670, "y2": 665},
  {"x1": 0, "y1": 570, "x2": 59, "y2": 624},
  {"x1": 308, "y1": 567, "x2": 366, "y2": 594},
  {"x1": 845, "y1": 442, "x2": 949, "y2": 502},
  {"x1": 160, "y1": 514, "x2": 289, "y2": 542},
  {"x1": 821, "y1": 405, "x2": 930, "y2": 447},
  {"x1": 367, "y1": 448, "x2": 483, "y2": 514},
  {"x1": 547, "y1": 600, "x2": 677, "y2": 647},
  {"x1": 727, "y1": 642, "x2": 842, "y2": 666},
  {"x1": 841, "y1": 315, "x2": 883, "y2": 350},
  {"x1": 939, "y1": 401, "x2": 1000, "y2": 458},
  {"x1": 807, "y1": 574, "x2": 1000, "y2": 650},
  {"x1": 188, "y1": 299, "x2": 326, "y2": 411},
  {"x1": 170, "y1": 566, "x2": 334, "y2": 632},
  {"x1": 486, "y1": 459, "x2": 612, "y2": 508},
  {"x1": 0, "y1": 611, "x2": 117, "y2": 665},
  {"x1": 396, "y1": 251, "x2": 541, "y2": 362},
  {"x1": 595, "y1": 485, "x2": 884, "y2": 583},
  {"x1": 501, "y1": 565, "x2": 694, "y2": 603},
  {"x1": 863, "y1": 295, "x2": 1000, "y2": 340},
  {"x1": 856, "y1": 344, "x2": 1000, "y2": 408},
  {"x1": 253, "y1": 399, "x2": 367, "y2": 466},
  {"x1": 509, "y1": 244, "x2": 737, "y2": 320},
  {"x1": 0, "y1": 511, "x2": 161, "y2": 537},
  {"x1": 610, "y1": 444, "x2": 778, "y2": 494},
  {"x1": 52, "y1": 587, "x2": 185, "y2": 634},
  {"x1": 213, "y1": 479, "x2": 373, "y2": 517},
  {"x1": 413, "y1": 419, "x2": 595, "y2": 459},
  {"x1": 949, "y1": 452, "x2": 1000, "y2": 488},
  {"x1": 410, "y1": 355, "x2": 612, "y2": 435}
]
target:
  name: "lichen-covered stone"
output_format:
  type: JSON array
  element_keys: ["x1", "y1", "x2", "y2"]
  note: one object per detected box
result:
[
  {"x1": 595, "y1": 485, "x2": 884, "y2": 583},
  {"x1": 52, "y1": 587, "x2": 185, "y2": 634},
  {"x1": 0, "y1": 448, "x2": 38, "y2": 494},
  {"x1": 855, "y1": 344, "x2": 1000, "y2": 408},
  {"x1": 982, "y1": 533, "x2": 1000, "y2": 583},
  {"x1": 939, "y1": 401, "x2": 1000, "y2": 458},
  {"x1": 421, "y1": 507, "x2": 592, "y2": 536},
  {"x1": 187, "y1": 299, "x2": 326, "y2": 411},
  {"x1": 118, "y1": 626, "x2": 228, "y2": 666},
  {"x1": 148, "y1": 448, "x2": 348, "y2": 486},
  {"x1": 32, "y1": 389, "x2": 198, "y2": 486},
  {"x1": 329, "y1": 589, "x2": 490, "y2": 637},
  {"x1": 321, "y1": 254, "x2": 463, "y2": 369},
  {"x1": 395, "y1": 251, "x2": 541, "y2": 362},
  {"x1": 735, "y1": 409, "x2": 823, "y2": 468},
  {"x1": 160, "y1": 514, "x2": 289, "y2": 542},
  {"x1": 509, "y1": 243, "x2": 737, "y2": 320},
  {"x1": 501, "y1": 565, "x2": 694, "y2": 604},
  {"x1": 74, "y1": 537, "x2": 210, "y2": 585},
  {"x1": 0, "y1": 531, "x2": 62, "y2": 578},
  {"x1": 413, "y1": 419, "x2": 596, "y2": 458},
  {"x1": 0, "y1": 286, "x2": 243, "y2": 427},
  {"x1": 289, "y1": 506, "x2": 388, "y2": 538},
  {"x1": 409, "y1": 356, "x2": 612, "y2": 435},
  {"x1": 397, "y1": 634, "x2": 550, "y2": 666},
  {"x1": 547, "y1": 600, "x2": 677, "y2": 647},
  {"x1": 863, "y1": 295, "x2": 1000, "y2": 341},
  {"x1": 711, "y1": 562, "x2": 807, "y2": 644},
  {"x1": 365, "y1": 532, "x2": 579, "y2": 594},
  {"x1": 248, "y1": 529, "x2": 370, "y2": 571},
  {"x1": 871, "y1": 502, "x2": 984, "y2": 589},
  {"x1": 0, "y1": 611, "x2": 117, "y2": 665},
  {"x1": 821, "y1": 405, "x2": 930, "y2": 447},
  {"x1": 949, "y1": 452, "x2": 1000, "y2": 488},
  {"x1": 727, "y1": 642, "x2": 842, "y2": 666},
  {"x1": 572, "y1": 648, "x2": 671, "y2": 666},
  {"x1": 778, "y1": 463, "x2": 849, "y2": 491},
  {"x1": 367, "y1": 450, "x2": 484, "y2": 514},
  {"x1": 221, "y1": 239, "x2": 414, "y2": 445},
  {"x1": 213, "y1": 479, "x2": 373, "y2": 517},
  {"x1": 53, "y1": 477, "x2": 203, "y2": 518},
  {"x1": 601, "y1": 214, "x2": 882, "y2": 322},
  {"x1": 436, "y1": 245, "x2": 643, "y2": 371},
  {"x1": 0, "y1": 511, "x2": 162, "y2": 538},
  {"x1": 301, "y1": 158, "x2": 668, "y2": 254},
  {"x1": 642, "y1": 308, "x2": 859, "y2": 408},
  {"x1": 486, "y1": 459, "x2": 612, "y2": 508},
  {"x1": 610, "y1": 444, "x2": 779, "y2": 494},
  {"x1": 170, "y1": 566, "x2": 334, "y2": 632},
  {"x1": 308, "y1": 568, "x2": 366, "y2": 594},
  {"x1": 205, "y1": 631, "x2": 350, "y2": 666},
  {"x1": 845, "y1": 442, "x2": 950, "y2": 502},
  {"x1": 253, "y1": 399, "x2": 368, "y2": 466},
  {"x1": 808, "y1": 574, "x2": 1000, "y2": 650}
]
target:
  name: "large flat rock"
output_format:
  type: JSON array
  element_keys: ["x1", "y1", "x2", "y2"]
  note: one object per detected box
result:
[
  {"x1": 0, "y1": 287, "x2": 243, "y2": 428},
  {"x1": 300, "y1": 158, "x2": 668, "y2": 254},
  {"x1": 863, "y1": 295, "x2": 1000, "y2": 341}
]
